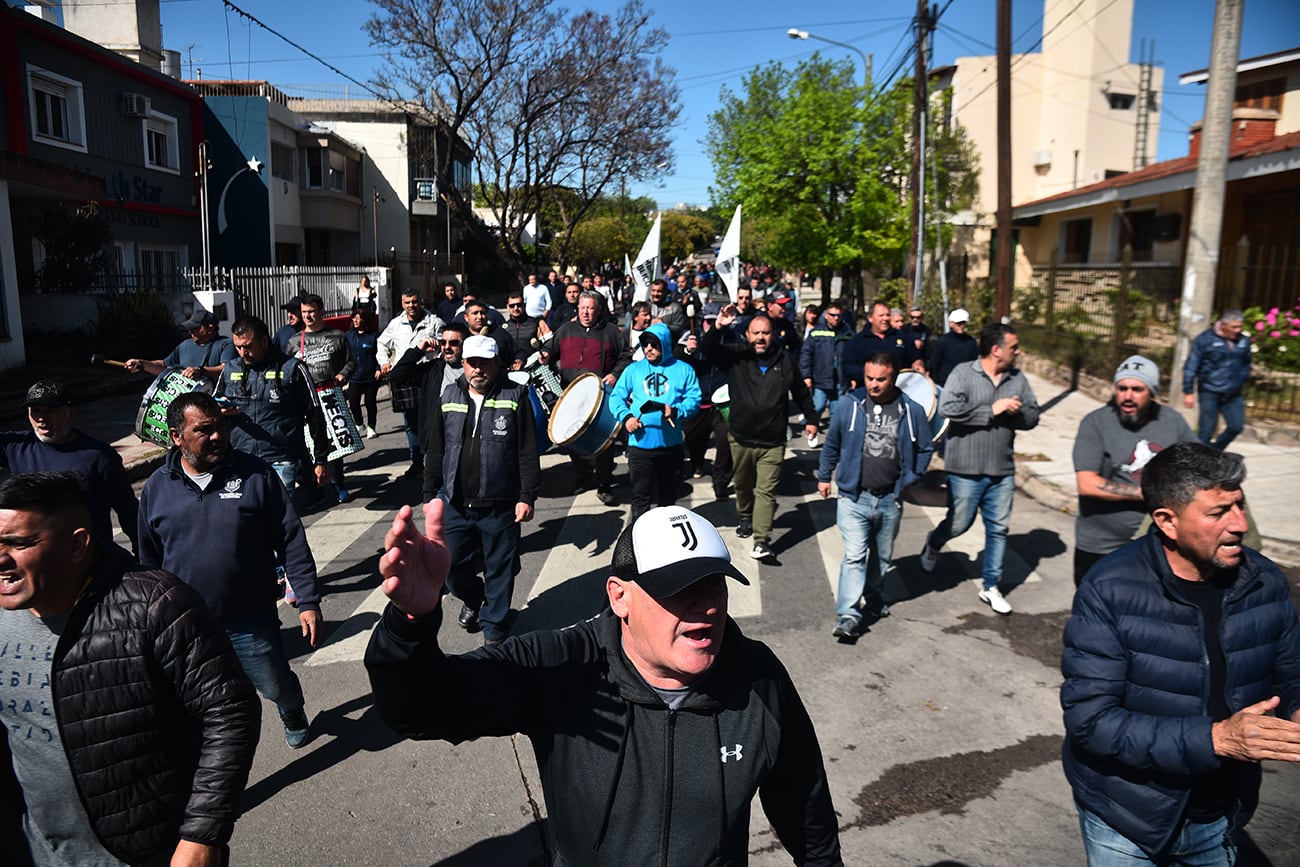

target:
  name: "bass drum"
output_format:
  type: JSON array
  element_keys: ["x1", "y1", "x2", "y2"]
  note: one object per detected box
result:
[
  {"x1": 508, "y1": 371, "x2": 553, "y2": 453},
  {"x1": 135, "y1": 367, "x2": 210, "y2": 447},
  {"x1": 895, "y1": 370, "x2": 948, "y2": 444},
  {"x1": 548, "y1": 373, "x2": 621, "y2": 457}
]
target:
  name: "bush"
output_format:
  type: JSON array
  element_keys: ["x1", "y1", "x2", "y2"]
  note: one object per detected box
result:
[{"x1": 1243, "y1": 303, "x2": 1300, "y2": 372}]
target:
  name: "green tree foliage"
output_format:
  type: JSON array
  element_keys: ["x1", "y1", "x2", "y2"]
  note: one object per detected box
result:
[
  {"x1": 33, "y1": 203, "x2": 113, "y2": 293},
  {"x1": 661, "y1": 212, "x2": 718, "y2": 261},
  {"x1": 567, "y1": 216, "x2": 638, "y2": 269}
]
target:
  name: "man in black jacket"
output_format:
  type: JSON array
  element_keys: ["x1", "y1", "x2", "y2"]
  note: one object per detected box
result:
[
  {"x1": 365, "y1": 503, "x2": 842, "y2": 865},
  {"x1": 704, "y1": 308, "x2": 818, "y2": 560},
  {"x1": 423, "y1": 335, "x2": 540, "y2": 645},
  {"x1": 0, "y1": 472, "x2": 259, "y2": 867}
]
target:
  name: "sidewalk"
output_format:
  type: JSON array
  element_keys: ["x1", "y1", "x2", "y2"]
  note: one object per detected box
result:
[{"x1": 1014, "y1": 369, "x2": 1300, "y2": 567}]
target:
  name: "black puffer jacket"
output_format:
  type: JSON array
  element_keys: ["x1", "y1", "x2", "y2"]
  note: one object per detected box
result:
[{"x1": 2, "y1": 544, "x2": 261, "y2": 863}]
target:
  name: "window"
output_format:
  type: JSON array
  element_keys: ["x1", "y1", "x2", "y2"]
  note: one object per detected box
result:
[
  {"x1": 143, "y1": 109, "x2": 179, "y2": 173},
  {"x1": 304, "y1": 148, "x2": 325, "y2": 189},
  {"x1": 1235, "y1": 78, "x2": 1284, "y2": 113},
  {"x1": 1119, "y1": 211, "x2": 1156, "y2": 261},
  {"x1": 271, "y1": 143, "x2": 295, "y2": 181},
  {"x1": 453, "y1": 158, "x2": 472, "y2": 194},
  {"x1": 329, "y1": 150, "x2": 346, "y2": 192},
  {"x1": 1106, "y1": 92, "x2": 1135, "y2": 111},
  {"x1": 1063, "y1": 218, "x2": 1092, "y2": 263},
  {"x1": 137, "y1": 247, "x2": 184, "y2": 292},
  {"x1": 27, "y1": 66, "x2": 86, "y2": 151}
]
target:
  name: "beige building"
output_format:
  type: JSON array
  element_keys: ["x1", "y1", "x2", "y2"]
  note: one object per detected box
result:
[{"x1": 944, "y1": 0, "x2": 1161, "y2": 289}]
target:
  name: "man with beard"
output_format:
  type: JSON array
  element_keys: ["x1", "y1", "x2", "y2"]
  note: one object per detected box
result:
[
  {"x1": 138, "y1": 392, "x2": 322, "y2": 749},
  {"x1": 422, "y1": 336, "x2": 539, "y2": 645},
  {"x1": 1062, "y1": 442, "x2": 1300, "y2": 865},
  {"x1": 647, "y1": 278, "x2": 688, "y2": 343},
  {"x1": 1072, "y1": 356, "x2": 1196, "y2": 587},
  {"x1": 1, "y1": 380, "x2": 138, "y2": 552},
  {"x1": 818, "y1": 353, "x2": 933, "y2": 639},
  {"x1": 389, "y1": 321, "x2": 470, "y2": 455},
  {"x1": 704, "y1": 309, "x2": 817, "y2": 560}
]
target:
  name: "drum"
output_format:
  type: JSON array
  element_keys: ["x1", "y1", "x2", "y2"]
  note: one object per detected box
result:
[
  {"x1": 135, "y1": 367, "x2": 210, "y2": 447},
  {"x1": 527, "y1": 363, "x2": 564, "y2": 410},
  {"x1": 895, "y1": 371, "x2": 947, "y2": 444},
  {"x1": 548, "y1": 373, "x2": 621, "y2": 456},
  {"x1": 306, "y1": 386, "x2": 366, "y2": 461},
  {"x1": 712, "y1": 384, "x2": 731, "y2": 424},
  {"x1": 508, "y1": 371, "x2": 552, "y2": 453}
]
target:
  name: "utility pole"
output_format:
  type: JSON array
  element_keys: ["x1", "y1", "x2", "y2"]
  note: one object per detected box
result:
[
  {"x1": 907, "y1": 0, "x2": 931, "y2": 298},
  {"x1": 1171, "y1": 0, "x2": 1243, "y2": 399},
  {"x1": 994, "y1": 0, "x2": 1012, "y2": 321}
]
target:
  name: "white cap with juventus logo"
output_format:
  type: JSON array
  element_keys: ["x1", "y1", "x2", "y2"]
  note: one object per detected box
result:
[{"x1": 612, "y1": 506, "x2": 750, "y2": 599}]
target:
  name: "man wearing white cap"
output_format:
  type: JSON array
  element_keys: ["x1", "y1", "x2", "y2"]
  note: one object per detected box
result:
[
  {"x1": 1072, "y1": 355, "x2": 1196, "y2": 586},
  {"x1": 365, "y1": 503, "x2": 841, "y2": 865},
  {"x1": 927, "y1": 307, "x2": 978, "y2": 386},
  {"x1": 422, "y1": 334, "x2": 540, "y2": 645}
]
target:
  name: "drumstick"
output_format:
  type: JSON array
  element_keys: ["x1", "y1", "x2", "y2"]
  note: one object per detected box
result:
[{"x1": 89, "y1": 354, "x2": 129, "y2": 368}]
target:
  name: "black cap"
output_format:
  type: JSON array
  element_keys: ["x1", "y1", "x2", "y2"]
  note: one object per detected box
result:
[
  {"x1": 611, "y1": 506, "x2": 749, "y2": 599},
  {"x1": 180, "y1": 310, "x2": 216, "y2": 330},
  {"x1": 281, "y1": 295, "x2": 303, "y2": 312},
  {"x1": 23, "y1": 380, "x2": 76, "y2": 408}
]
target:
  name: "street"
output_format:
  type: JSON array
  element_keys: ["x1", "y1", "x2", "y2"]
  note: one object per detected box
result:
[{"x1": 93, "y1": 392, "x2": 1300, "y2": 866}]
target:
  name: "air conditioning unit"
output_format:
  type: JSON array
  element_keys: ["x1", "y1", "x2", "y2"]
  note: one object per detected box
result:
[
  {"x1": 1032, "y1": 148, "x2": 1052, "y2": 168},
  {"x1": 121, "y1": 93, "x2": 151, "y2": 118}
]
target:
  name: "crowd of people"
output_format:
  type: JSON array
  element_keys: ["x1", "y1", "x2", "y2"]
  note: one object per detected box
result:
[{"x1": 1, "y1": 265, "x2": 1297, "y2": 867}]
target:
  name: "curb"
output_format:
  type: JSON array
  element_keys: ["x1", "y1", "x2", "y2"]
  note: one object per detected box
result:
[{"x1": 124, "y1": 446, "x2": 169, "y2": 483}]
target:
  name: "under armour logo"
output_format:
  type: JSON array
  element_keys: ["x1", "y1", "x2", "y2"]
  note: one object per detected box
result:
[
  {"x1": 720, "y1": 744, "x2": 743, "y2": 763},
  {"x1": 672, "y1": 519, "x2": 698, "y2": 551}
]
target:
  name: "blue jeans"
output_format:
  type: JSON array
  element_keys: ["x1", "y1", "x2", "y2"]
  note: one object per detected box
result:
[
  {"x1": 1076, "y1": 801, "x2": 1236, "y2": 866},
  {"x1": 927, "y1": 473, "x2": 1015, "y2": 590},
  {"x1": 835, "y1": 491, "x2": 901, "y2": 619},
  {"x1": 402, "y1": 409, "x2": 421, "y2": 462},
  {"x1": 811, "y1": 386, "x2": 838, "y2": 424},
  {"x1": 272, "y1": 460, "x2": 297, "y2": 491},
  {"x1": 223, "y1": 612, "x2": 306, "y2": 721},
  {"x1": 1197, "y1": 391, "x2": 1245, "y2": 450},
  {"x1": 442, "y1": 500, "x2": 521, "y2": 642}
]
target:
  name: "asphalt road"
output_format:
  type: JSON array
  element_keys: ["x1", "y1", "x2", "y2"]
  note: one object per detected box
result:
[{"x1": 83, "y1": 391, "x2": 1300, "y2": 866}]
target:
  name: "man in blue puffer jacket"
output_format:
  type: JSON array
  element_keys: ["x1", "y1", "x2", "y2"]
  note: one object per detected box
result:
[
  {"x1": 1062, "y1": 441, "x2": 1300, "y2": 865},
  {"x1": 610, "y1": 322, "x2": 702, "y2": 520},
  {"x1": 1181, "y1": 310, "x2": 1251, "y2": 450},
  {"x1": 816, "y1": 352, "x2": 933, "y2": 639}
]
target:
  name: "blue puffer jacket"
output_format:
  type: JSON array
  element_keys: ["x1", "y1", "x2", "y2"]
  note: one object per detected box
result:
[
  {"x1": 1061, "y1": 532, "x2": 1300, "y2": 856},
  {"x1": 816, "y1": 388, "x2": 933, "y2": 499},
  {"x1": 610, "y1": 322, "x2": 701, "y2": 450},
  {"x1": 1182, "y1": 327, "x2": 1251, "y2": 396}
]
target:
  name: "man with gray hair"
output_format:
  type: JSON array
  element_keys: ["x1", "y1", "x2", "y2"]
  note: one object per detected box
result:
[
  {"x1": 1182, "y1": 309, "x2": 1251, "y2": 450},
  {"x1": 1072, "y1": 355, "x2": 1196, "y2": 586},
  {"x1": 1062, "y1": 441, "x2": 1300, "y2": 865}
]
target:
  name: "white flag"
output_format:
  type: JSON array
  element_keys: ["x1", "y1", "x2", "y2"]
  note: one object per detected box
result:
[
  {"x1": 631, "y1": 214, "x2": 661, "y2": 304},
  {"x1": 716, "y1": 205, "x2": 741, "y2": 303}
]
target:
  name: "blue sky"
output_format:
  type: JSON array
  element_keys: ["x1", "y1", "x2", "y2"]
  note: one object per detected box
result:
[{"x1": 25, "y1": 0, "x2": 1300, "y2": 208}]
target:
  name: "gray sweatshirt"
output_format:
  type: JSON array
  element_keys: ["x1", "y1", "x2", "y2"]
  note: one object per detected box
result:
[{"x1": 938, "y1": 360, "x2": 1039, "y2": 476}]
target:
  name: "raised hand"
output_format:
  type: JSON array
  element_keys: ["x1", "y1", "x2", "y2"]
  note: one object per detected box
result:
[{"x1": 378, "y1": 500, "x2": 452, "y2": 617}]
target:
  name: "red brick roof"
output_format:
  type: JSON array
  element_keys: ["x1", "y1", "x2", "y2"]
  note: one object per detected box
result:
[{"x1": 1016, "y1": 130, "x2": 1300, "y2": 210}]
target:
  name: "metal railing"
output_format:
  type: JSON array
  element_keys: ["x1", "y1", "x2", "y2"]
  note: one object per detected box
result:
[{"x1": 182, "y1": 265, "x2": 391, "y2": 326}]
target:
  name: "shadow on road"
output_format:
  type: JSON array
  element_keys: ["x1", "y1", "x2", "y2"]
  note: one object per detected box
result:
[{"x1": 428, "y1": 821, "x2": 550, "y2": 866}]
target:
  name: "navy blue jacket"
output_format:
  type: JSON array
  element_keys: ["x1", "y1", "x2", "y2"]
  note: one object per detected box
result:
[
  {"x1": 800, "y1": 319, "x2": 850, "y2": 389},
  {"x1": 1182, "y1": 327, "x2": 1251, "y2": 396},
  {"x1": 138, "y1": 447, "x2": 321, "y2": 617},
  {"x1": 424, "y1": 375, "x2": 541, "y2": 507},
  {"x1": 1061, "y1": 533, "x2": 1300, "y2": 856},
  {"x1": 216, "y1": 347, "x2": 329, "y2": 465},
  {"x1": 346, "y1": 328, "x2": 380, "y2": 384},
  {"x1": 817, "y1": 388, "x2": 933, "y2": 499},
  {"x1": 840, "y1": 328, "x2": 921, "y2": 385}
]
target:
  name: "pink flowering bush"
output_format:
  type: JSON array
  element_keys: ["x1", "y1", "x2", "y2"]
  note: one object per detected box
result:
[{"x1": 1244, "y1": 303, "x2": 1300, "y2": 372}]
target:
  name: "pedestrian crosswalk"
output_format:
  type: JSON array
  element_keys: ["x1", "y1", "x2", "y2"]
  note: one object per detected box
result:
[{"x1": 297, "y1": 450, "x2": 1044, "y2": 665}]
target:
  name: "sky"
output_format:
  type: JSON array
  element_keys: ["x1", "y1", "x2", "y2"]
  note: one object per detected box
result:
[{"x1": 23, "y1": 0, "x2": 1300, "y2": 209}]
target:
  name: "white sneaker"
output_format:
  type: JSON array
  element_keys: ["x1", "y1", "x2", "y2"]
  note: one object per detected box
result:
[
  {"x1": 750, "y1": 541, "x2": 773, "y2": 559},
  {"x1": 978, "y1": 586, "x2": 1013, "y2": 615},
  {"x1": 920, "y1": 543, "x2": 938, "y2": 573},
  {"x1": 365, "y1": 426, "x2": 378, "y2": 439}
]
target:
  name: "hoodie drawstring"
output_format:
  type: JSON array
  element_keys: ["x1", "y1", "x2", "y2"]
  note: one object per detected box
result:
[{"x1": 712, "y1": 714, "x2": 728, "y2": 860}]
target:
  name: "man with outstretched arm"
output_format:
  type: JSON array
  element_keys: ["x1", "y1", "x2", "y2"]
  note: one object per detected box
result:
[{"x1": 364, "y1": 503, "x2": 843, "y2": 866}]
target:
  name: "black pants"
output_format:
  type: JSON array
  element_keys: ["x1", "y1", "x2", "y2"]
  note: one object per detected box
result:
[
  {"x1": 346, "y1": 380, "x2": 379, "y2": 428},
  {"x1": 682, "y1": 407, "x2": 733, "y2": 496},
  {"x1": 627, "y1": 445, "x2": 683, "y2": 521},
  {"x1": 569, "y1": 448, "x2": 615, "y2": 491}
]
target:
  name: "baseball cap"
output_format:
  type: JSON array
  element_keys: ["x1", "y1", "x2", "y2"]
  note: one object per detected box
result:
[
  {"x1": 948, "y1": 308, "x2": 970, "y2": 323},
  {"x1": 280, "y1": 295, "x2": 303, "y2": 312},
  {"x1": 462, "y1": 335, "x2": 499, "y2": 360},
  {"x1": 771, "y1": 290, "x2": 792, "y2": 305},
  {"x1": 1114, "y1": 355, "x2": 1161, "y2": 394},
  {"x1": 180, "y1": 310, "x2": 216, "y2": 330},
  {"x1": 23, "y1": 380, "x2": 76, "y2": 408},
  {"x1": 611, "y1": 506, "x2": 750, "y2": 599}
]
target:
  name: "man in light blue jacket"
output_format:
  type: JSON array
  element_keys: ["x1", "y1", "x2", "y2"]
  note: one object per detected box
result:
[
  {"x1": 611, "y1": 322, "x2": 702, "y2": 520},
  {"x1": 818, "y1": 352, "x2": 933, "y2": 640}
]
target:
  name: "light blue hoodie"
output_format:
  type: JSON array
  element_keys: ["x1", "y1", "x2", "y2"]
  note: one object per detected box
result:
[{"x1": 610, "y1": 322, "x2": 701, "y2": 450}]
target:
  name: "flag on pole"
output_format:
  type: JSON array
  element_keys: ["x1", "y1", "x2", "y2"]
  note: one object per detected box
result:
[
  {"x1": 631, "y1": 214, "x2": 661, "y2": 304},
  {"x1": 716, "y1": 205, "x2": 741, "y2": 303}
]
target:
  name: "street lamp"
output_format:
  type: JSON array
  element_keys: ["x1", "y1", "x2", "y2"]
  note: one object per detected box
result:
[{"x1": 787, "y1": 28, "x2": 872, "y2": 89}]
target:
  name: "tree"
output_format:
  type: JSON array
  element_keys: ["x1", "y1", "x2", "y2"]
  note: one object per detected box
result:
[
  {"x1": 567, "y1": 215, "x2": 641, "y2": 270},
  {"x1": 367, "y1": 0, "x2": 680, "y2": 278},
  {"x1": 660, "y1": 212, "x2": 718, "y2": 261}
]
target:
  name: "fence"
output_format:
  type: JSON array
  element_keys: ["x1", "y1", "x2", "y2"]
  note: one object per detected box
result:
[
  {"x1": 182, "y1": 266, "x2": 392, "y2": 327},
  {"x1": 1015, "y1": 249, "x2": 1300, "y2": 423}
]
